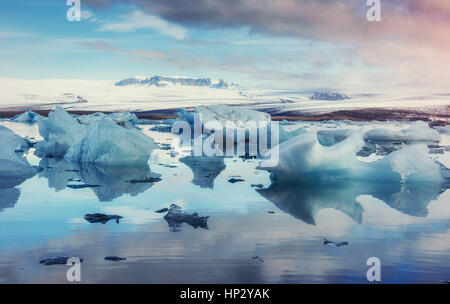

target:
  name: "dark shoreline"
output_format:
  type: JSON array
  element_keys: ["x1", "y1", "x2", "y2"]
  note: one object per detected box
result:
[{"x1": 0, "y1": 106, "x2": 449, "y2": 124}]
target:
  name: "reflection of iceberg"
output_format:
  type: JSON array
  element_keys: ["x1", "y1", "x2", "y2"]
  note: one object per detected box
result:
[
  {"x1": 78, "y1": 164, "x2": 160, "y2": 201},
  {"x1": 38, "y1": 159, "x2": 80, "y2": 191},
  {"x1": 180, "y1": 156, "x2": 225, "y2": 189},
  {"x1": 38, "y1": 159, "x2": 160, "y2": 201},
  {"x1": 257, "y1": 182, "x2": 364, "y2": 225},
  {"x1": 257, "y1": 180, "x2": 447, "y2": 224},
  {"x1": 369, "y1": 182, "x2": 445, "y2": 217},
  {"x1": 260, "y1": 132, "x2": 442, "y2": 183},
  {"x1": 0, "y1": 188, "x2": 20, "y2": 212}
]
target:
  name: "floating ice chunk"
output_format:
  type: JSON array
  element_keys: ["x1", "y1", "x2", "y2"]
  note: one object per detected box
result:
[
  {"x1": 35, "y1": 106, "x2": 87, "y2": 157},
  {"x1": 65, "y1": 118, "x2": 157, "y2": 165},
  {"x1": 0, "y1": 126, "x2": 38, "y2": 177},
  {"x1": 363, "y1": 121, "x2": 440, "y2": 142},
  {"x1": 10, "y1": 111, "x2": 42, "y2": 123},
  {"x1": 260, "y1": 131, "x2": 443, "y2": 183},
  {"x1": 76, "y1": 111, "x2": 138, "y2": 128},
  {"x1": 178, "y1": 105, "x2": 270, "y2": 130}
]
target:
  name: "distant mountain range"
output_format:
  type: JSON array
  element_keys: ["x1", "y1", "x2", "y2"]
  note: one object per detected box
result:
[
  {"x1": 115, "y1": 75, "x2": 235, "y2": 89},
  {"x1": 309, "y1": 91, "x2": 350, "y2": 101}
]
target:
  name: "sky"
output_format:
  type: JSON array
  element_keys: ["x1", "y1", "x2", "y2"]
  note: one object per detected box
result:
[{"x1": 0, "y1": 0, "x2": 450, "y2": 92}]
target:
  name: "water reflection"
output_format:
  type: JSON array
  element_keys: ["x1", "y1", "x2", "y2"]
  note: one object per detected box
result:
[
  {"x1": 257, "y1": 180, "x2": 448, "y2": 224},
  {"x1": 39, "y1": 159, "x2": 161, "y2": 201},
  {"x1": 180, "y1": 156, "x2": 226, "y2": 189},
  {"x1": 0, "y1": 188, "x2": 20, "y2": 212},
  {"x1": 0, "y1": 170, "x2": 37, "y2": 213}
]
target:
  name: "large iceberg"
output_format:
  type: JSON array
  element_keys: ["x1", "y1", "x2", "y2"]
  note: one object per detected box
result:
[
  {"x1": 35, "y1": 107, "x2": 157, "y2": 165},
  {"x1": 178, "y1": 105, "x2": 271, "y2": 131},
  {"x1": 35, "y1": 106, "x2": 87, "y2": 158},
  {"x1": 65, "y1": 118, "x2": 157, "y2": 165},
  {"x1": 259, "y1": 131, "x2": 443, "y2": 183},
  {"x1": 364, "y1": 121, "x2": 440, "y2": 142},
  {"x1": 0, "y1": 125, "x2": 38, "y2": 178}
]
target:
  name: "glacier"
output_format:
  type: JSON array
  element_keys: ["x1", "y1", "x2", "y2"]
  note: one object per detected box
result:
[{"x1": 259, "y1": 131, "x2": 443, "y2": 183}]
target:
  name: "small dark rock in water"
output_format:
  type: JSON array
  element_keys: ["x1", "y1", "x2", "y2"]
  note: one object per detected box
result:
[
  {"x1": 252, "y1": 256, "x2": 264, "y2": 263},
  {"x1": 104, "y1": 256, "x2": 127, "y2": 261},
  {"x1": 155, "y1": 208, "x2": 169, "y2": 213},
  {"x1": 65, "y1": 169, "x2": 79, "y2": 172},
  {"x1": 268, "y1": 211, "x2": 275, "y2": 214},
  {"x1": 324, "y1": 238, "x2": 348, "y2": 247},
  {"x1": 67, "y1": 184, "x2": 100, "y2": 189},
  {"x1": 251, "y1": 184, "x2": 264, "y2": 189},
  {"x1": 40, "y1": 256, "x2": 83, "y2": 265},
  {"x1": 163, "y1": 204, "x2": 209, "y2": 232},
  {"x1": 126, "y1": 177, "x2": 162, "y2": 183},
  {"x1": 228, "y1": 178, "x2": 245, "y2": 184},
  {"x1": 84, "y1": 213, "x2": 123, "y2": 224}
]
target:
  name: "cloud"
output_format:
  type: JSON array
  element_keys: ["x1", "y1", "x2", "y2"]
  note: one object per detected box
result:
[
  {"x1": 81, "y1": 9, "x2": 103, "y2": 23},
  {"x1": 97, "y1": 10, "x2": 187, "y2": 40},
  {"x1": 81, "y1": 0, "x2": 450, "y2": 92}
]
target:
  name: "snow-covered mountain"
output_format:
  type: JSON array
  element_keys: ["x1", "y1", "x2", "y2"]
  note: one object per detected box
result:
[{"x1": 115, "y1": 75, "x2": 234, "y2": 89}]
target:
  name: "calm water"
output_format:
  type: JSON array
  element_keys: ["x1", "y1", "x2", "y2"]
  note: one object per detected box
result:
[{"x1": 0, "y1": 121, "x2": 449, "y2": 283}]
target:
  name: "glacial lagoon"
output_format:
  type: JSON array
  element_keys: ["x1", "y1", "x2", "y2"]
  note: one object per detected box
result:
[{"x1": 0, "y1": 120, "x2": 449, "y2": 283}]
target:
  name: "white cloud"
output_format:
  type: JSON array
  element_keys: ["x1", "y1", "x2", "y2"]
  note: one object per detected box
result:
[
  {"x1": 97, "y1": 10, "x2": 187, "y2": 40},
  {"x1": 81, "y1": 9, "x2": 103, "y2": 23}
]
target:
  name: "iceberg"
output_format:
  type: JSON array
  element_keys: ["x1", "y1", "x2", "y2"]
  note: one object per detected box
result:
[
  {"x1": 65, "y1": 117, "x2": 157, "y2": 165},
  {"x1": 10, "y1": 111, "x2": 42, "y2": 123},
  {"x1": 0, "y1": 125, "x2": 38, "y2": 178},
  {"x1": 35, "y1": 106, "x2": 87, "y2": 158},
  {"x1": 76, "y1": 111, "x2": 138, "y2": 128},
  {"x1": 363, "y1": 121, "x2": 440, "y2": 142},
  {"x1": 178, "y1": 105, "x2": 271, "y2": 131},
  {"x1": 35, "y1": 107, "x2": 157, "y2": 165},
  {"x1": 259, "y1": 131, "x2": 443, "y2": 183}
]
